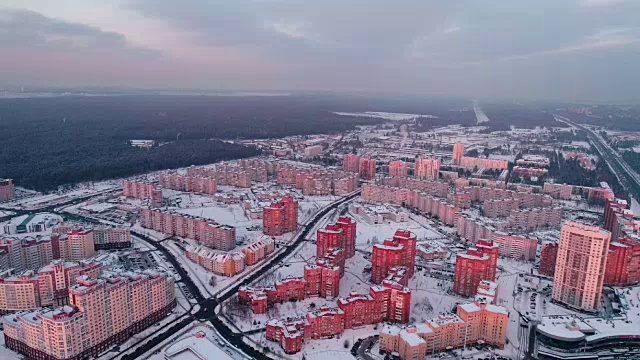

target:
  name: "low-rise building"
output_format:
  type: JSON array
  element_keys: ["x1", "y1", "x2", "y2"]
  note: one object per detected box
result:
[
  {"x1": 379, "y1": 302, "x2": 509, "y2": 358},
  {"x1": 185, "y1": 245, "x2": 246, "y2": 276}
]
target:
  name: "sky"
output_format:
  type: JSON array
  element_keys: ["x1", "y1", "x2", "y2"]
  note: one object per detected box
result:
[{"x1": 1, "y1": 0, "x2": 639, "y2": 102}]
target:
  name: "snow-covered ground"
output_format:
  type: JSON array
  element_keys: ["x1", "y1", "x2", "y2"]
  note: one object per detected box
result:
[
  {"x1": 246, "y1": 324, "x2": 379, "y2": 360},
  {"x1": 0, "y1": 210, "x2": 15, "y2": 217},
  {"x1": 145, "y1": 322, "x2": 244, "y2": 360},
  {"x1": 0, "y1": 212, "x2": 64, "y2": 237},
  {"x1": 473, "y1": 101, "x2": 490, "y2": 124},
  {"x1": 350, "y1": 211, "x2": 446, "y2": 252},
  {"x1": 1, "y1": 182, "x2": 118, "y2": 210},
  {"x1": 0, "y1": 331, "x2": 21, "y2": 360},
  {"x1": 333, "y1": 111, "x2": 438, "y2": 121}
]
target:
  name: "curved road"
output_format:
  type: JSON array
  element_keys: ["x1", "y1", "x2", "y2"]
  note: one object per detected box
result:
[{"x1": 63, "y1": 190, "x2": 360, "y2": 359}]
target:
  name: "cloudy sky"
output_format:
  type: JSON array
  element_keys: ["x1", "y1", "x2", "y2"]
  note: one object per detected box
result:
[{"x1": 1, "y1": 0, "x2": 639, "y2": 102}]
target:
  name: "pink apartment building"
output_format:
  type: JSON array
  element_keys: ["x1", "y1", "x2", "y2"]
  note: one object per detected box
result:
[
  {"x1": 2, "y1": 270, "x2": 175, "y2": 360},
  {"x1": 552, "y1": 221, "x2": 611, "y2": 312},
  {"x1": 0, "y1": 178, "x2": 15, "y2": 202},
  {"x1": 415, "y1": 158, "x2": 440, "y2": 180},
  {"x1": 452, "y1": 143, "x2": 465, "y2": 165},
  {"x1": 389, "y1": 160, "x2": 409, "y2": 178},
  {"x1": 343, "y1": 154, "x2": 361, "y2": 173},
  {"x1": 379, "y1": 302, "x2": 508, "y2": 358}
]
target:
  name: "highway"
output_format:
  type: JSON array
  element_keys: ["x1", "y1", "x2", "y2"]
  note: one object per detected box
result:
[
  {"x1": 59, "y1": 190, "x2": 360, "y2": 359},
  {"x1": 554, "y1": 114, "x2": 640, "y2": 201}
]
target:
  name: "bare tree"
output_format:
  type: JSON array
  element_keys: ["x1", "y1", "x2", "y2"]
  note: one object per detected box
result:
[
  {"x1": 343, "y1": 339, "x2": 350, "y2": 348},
  {"x1": 209, "y1": 275, "x2": 217, "y2": 288}
]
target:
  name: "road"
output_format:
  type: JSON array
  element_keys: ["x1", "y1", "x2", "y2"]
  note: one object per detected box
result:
[
  {"x1": 554, "y1": 114, "x2": 640, "y2": 201},
  {"x1": 356, "y1": 336, "x2": 377, "y2": 360},
  {"x1": 60, "y1": 190, "x2": 361, "y2": 359}
]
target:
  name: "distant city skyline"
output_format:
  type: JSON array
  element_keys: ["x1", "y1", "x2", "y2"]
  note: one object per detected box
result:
[{"x1": 1, "y1": 0, "x2": 639, "y2": 102}]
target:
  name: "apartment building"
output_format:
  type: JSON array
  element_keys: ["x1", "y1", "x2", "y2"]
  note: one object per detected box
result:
[
  {"x1": 140, "y1": 208, "x2": 236, "y2": 250},
  {"x1": 459, "y1": 157, "x2": 509, "y2": 171},
  {"x1": 266, "y1": 317, "x2": 307, "y2": 354},
  {"x1": 492, "y1": 232, "x2": 538, "y2": 261},
  {"x1": 122, "y1": 180, "x2": 161, "y2": 206},
  {"x1": 539, "y1": 242, "x2": 559, "y2": 277},
  {"x1": 158, "y1": 172, "x2": 218, "y2": 194},
  {"x1": 415, "y1": 158, "x2": 440, "y2": 181},
  {"x1": 316, "y1": 216, "x2": 356, "y2": 259},
  {"x1": 371, "y1": 230, "x2": 417, "y2": 284},
  {"x1": 0, "y1": 178, "x2": 15, "y2": 202},
  {"x1": 453, "y1": 240, "x2": 499, "y2": 297},
  {"x1": 381, "y1": 177, "x2": 449, "y2": 197},
  {"x1": 379, "y1": 302, "x2": 509, "y2": 359},
  {"x1": 185, "y1": 245, "x2": 246, "y2": 276},
  {"x1": 552, "y1": 221, "x2": 611, "y2": 312},
  {"x1": 241, "y1": 236, "x2": 275, "y2": 265},
  {"x1": 343, "y1": 154, "x2": 361, "y2": 173},
  {"x1": 389, "y1": 160, "x2": 409, "y2": 178},
  {"x1": 2, "y1": 270, "x2": 175, "y2": 360},
  {"x1": 359, "y1": 158, "x2": 377, "y2": 180},
  {"x1": 543, "y1": 183, "x2": 573, "y2": 200},
  {"x1": 452, "y1": 143, "x2": 465, "y2": 165},
  {"x1": 92, "y1": 226, "x2": 131, "y2": 250},
  {"x1": 186, "y1": 165, "x2": 253, "y2": 188},
  {"x1": 304, "y1": 145, "x2": 323, "y2": 157},
  {"x1": 262, "y1": 196, "x2": 298, "y2": 236}
]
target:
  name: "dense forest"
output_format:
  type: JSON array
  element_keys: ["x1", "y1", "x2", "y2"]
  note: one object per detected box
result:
[
  {"x1": 0, "y1": 95, "x2": 387, "y2": 191},
  {"x1": 556, "y1": 106, "x2": 640, "y2": 132},
  {"x1": 622, "y1": 151, "x2": 640, "y2": 174},
  {"x1": 415, "y1": 102, "x2": 567, "y2": 132},
  {"x1": 0, "y1": 94, "x2": 578, "y2": 191},
  {"x1": 481, "y1": 103, "x2": 567, "y2": 131}
]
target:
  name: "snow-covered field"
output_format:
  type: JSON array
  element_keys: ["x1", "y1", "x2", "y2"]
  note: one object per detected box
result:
[
  {"x1": 1, "y1": 182, "x2": 118, "y2": 210},
  {"x1": 246, "y1": 324, "x2": 378, "y2": 360},
  {"x1": 145, "y1": 322, "x2": 244, "y2": 360},
  {"x1": 333, "y1": 111, "x2": 438, "y2": 121},
  {"x1": 350, "y1": 211, "x2": 446, "y2": 252},
  {"x1": 0, "y1": 210, "x2": 15, "y2": 217},
  {"x1": 473, "y1": 102, "x2": 490, "y2": 124}
]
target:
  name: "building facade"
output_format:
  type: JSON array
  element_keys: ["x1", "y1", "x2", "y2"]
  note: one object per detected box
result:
[
  {"x1": 2, "y1": 270, "x2": 175, "y2": 360},
  {"x1": 453, "y1": 240, "x2": 499, "y2": 297},
  {"x1": 379, "y1": 302, "x2": 509, "y2": 359},
  {"x1": 539, "y1": 242, "x2": 559, "y2": 277},
  {"x1": 140, "y1": 208, "x2": 236, "y2": 251},
  {"x1": 389, "y1": 160, "x2": 409, "y2": 178},
  {"x1": 371, "y1": 230, "x2": 417, "y2": 284},
  {"x1": 452, "y1": 143, "x2": 464, "y2": 165},
  {"x1": 359, "y1": 158, "x2": 377, "y2": 180},
  {"x1": 415, "y1": 158, "x2": 440, "y2": 181},
  {"x1": 0, "y1": 178, "x2": 15, "y2": 202},
  {"x1": 552, "y1": 221, "x2": 611, "y2": 312},
  {"x1": 263, "y1": 196, "x2": 298, "y2": 236}
]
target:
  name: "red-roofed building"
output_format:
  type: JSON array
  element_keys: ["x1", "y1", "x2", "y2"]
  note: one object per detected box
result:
[
  {"x1": 371, "y1": 230, "x2": 417, "y2": 284},
  {"x1": 359, "y1": 158, "x2": 377, "y2": 180},
  {"x1": 604, "y1": 236, "x2": 640, "y2": 286},
  {"x1": 263, "y1": 196, "x2": 298, "y2": 236},
  {"x1": 369, "y1": 282, "x2": 412, "y2": 323},
  {"x1": 266, "y1": 317, "x2": 309, "y2": 354},
  {"x1": 454, "y1": 240, "x2": 499, "y2": 297},
  {"x1": 306, "y1": 307, "x2": 345, "y2": 339},
  {"x1": 539, "y1": 242, "x2": 558, "y2": 277},
  {"x1": 336, "y1": 216, "x2": 356, "y2": 258},
  {"x1": 338, "y1": 292, "x2": 382, "y2": 329}
]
